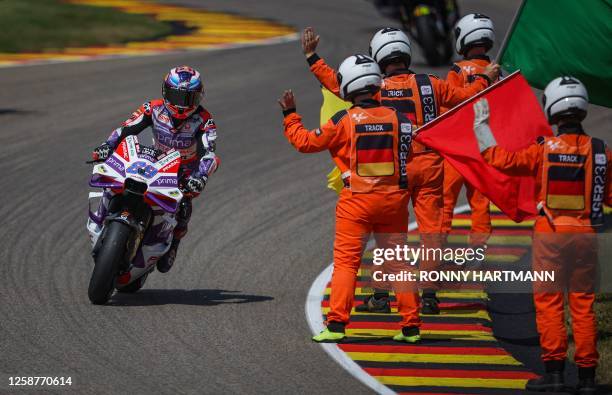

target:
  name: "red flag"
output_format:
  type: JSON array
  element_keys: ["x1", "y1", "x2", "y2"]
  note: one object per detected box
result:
[{"x1": 415, "y1": 71, "x2": 553, "y2": 222}]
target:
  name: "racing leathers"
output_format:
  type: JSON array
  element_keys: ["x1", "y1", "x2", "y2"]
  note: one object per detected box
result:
[
  {"x1": 103, "y1": 99, "x2": 219, "y2": 240},
  {"x1": 442, "y1": 55, "x2": 496, "y2": 246}
]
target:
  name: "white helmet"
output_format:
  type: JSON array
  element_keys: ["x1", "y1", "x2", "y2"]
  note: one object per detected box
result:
[
  {"x1": 337, "y1": 54, "x2": 382, "y2": 100},
  {"x1": 369, "y1": 28, "x2": 412, "y2": 70},
  {"x1": 454, "y1": 13, "x2": 495, "y2": 55},
  {"x1": 542, "y1": 76, "x2": 589, "y2": 124}
]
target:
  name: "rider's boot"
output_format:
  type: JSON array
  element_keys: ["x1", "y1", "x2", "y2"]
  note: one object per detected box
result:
[
  {"x1": 157, "y1": 198, "x2": 191, "y2": 273},
  {"x1": 157, "y1": 239, "x2": 181, "y2": 273}
]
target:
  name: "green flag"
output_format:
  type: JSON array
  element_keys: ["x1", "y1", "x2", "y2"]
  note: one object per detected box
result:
[{"x1": 499, "y1": 0, "x2": 612, "y2": 108}]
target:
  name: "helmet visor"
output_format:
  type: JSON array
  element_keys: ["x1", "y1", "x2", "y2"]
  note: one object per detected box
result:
[{"x1": 163, "y1": 85, "x2": 202, "y2": 108}]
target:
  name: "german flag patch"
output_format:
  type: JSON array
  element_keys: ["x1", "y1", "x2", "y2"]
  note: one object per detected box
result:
[
  {"x1": 546, "y1": 165, "x2": 586, "y2": 210},
  {"x1": 356, "y1": 135, "x2": 395, "y2": 176}
]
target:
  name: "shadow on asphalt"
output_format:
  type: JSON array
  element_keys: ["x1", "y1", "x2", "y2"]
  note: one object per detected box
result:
[
  {"x1": 0, "y1": 108, "x2": 35, "y2": 115},
  {"x1": 108, "y1": 289, "x2": 274, "y2": 307}
]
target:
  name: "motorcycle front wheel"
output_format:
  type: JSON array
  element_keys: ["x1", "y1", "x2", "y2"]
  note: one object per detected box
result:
[
  {"x1": 88, "y1": 221, "x2": 131, "y2": 304},
  {"x1": 116, "y1": 273, "x2": 148, "y2": 294}
]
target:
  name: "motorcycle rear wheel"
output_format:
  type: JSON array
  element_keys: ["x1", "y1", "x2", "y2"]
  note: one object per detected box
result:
[{"x1": 88, "y1": 221, "x2": 131, "y2": 304}]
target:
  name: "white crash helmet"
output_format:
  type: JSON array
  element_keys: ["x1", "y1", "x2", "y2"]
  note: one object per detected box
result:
[
  {"x1": 542, "y1": 76, "x2": 589, "y2": 124},
  {"x1": 454, "y1": 13, "x2": 495, "y2": 55},
  {"x1": 337, "y1": 55, "x2": 382, "y2": 100},
  {"x1": 369, "y1": 28, "x2": 412, "y2": 70}
]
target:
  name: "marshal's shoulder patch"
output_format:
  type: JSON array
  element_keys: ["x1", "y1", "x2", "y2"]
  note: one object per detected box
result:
[{"x1": 330, "y1": 109, "x2": 348, "y2": 125}]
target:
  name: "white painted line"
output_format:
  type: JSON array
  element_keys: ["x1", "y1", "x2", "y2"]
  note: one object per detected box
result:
[
  {"x1": 305, "y1": 203, "x2": 471, "y2": 394},
  {"x1": 305, "y1": 263, "x2": 395, "y2": 395}
]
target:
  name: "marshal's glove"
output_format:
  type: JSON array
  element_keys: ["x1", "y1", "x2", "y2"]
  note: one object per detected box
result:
[
  {"x1": 473, "y1": 98, "x2": 497, "y2": 153},
  {"x1": 92, "y1": 143, "x2": 112, "y2": 161},
  {"x1": 184, "y1": 175, "x2": 207, "y2": 193}
]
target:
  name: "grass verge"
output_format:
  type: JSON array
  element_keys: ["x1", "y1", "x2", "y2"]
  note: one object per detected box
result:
[
  {"x1": 0, "y1": 0, "x2": 172, "y2": 53},
  {"x1": 594, "y1": 294, "x2": 612, "y2": 384}
]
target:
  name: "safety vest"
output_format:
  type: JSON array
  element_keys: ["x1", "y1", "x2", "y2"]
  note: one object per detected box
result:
[
  {"x1": 381, "y1": 73, "x2": 436, "y2": 153},
  {"x1": 540, "y1": 135, "x2": 608, "y2": 226},
  {"x1": 345, "y1": 107, "x2": 412, "y2": 193}
]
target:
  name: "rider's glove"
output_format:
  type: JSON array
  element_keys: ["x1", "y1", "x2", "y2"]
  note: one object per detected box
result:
[
  {"x1": 185, "y1": 175, "x2": 207, "y2": 193},
  {"x1": 92, "y1": 143, "x2": 112, "y2": 161}
]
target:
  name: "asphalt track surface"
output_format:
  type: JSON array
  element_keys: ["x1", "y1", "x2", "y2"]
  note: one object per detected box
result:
[{"x1": 0, "y1": 0, "x2": 610, "y2": 393}]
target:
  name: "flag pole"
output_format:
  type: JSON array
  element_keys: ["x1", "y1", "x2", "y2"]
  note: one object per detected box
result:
[{"x1": 495, "y1": 0, "x2": 526, "y2": 63}]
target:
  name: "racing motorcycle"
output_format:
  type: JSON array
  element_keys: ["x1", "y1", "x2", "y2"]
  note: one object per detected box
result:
[
  {"x1": 373, "y1": 0, "x2": 459, "y2": 66},
  {"x1": 86, "y1": 135, "x2": 184, "y2": 305}
]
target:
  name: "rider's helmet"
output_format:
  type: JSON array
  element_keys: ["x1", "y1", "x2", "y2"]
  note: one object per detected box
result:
[
  {"x1": 454, "y1": 13, "x2": 495, "y2": 55},
  {"x1": 162, "y1": 66, "x2": 203, "y2": 120},
  {"x1": 337, "y1": 54, "x2": 382, "y2": 100},
  {"x1": 369, "y1": 28, "x2": 412, "y2": 70},
  {"x1": 542, "y1": 76, "x2": 589, "y2": 124}
]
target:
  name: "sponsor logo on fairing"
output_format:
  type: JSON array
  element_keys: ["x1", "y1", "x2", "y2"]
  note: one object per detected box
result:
[
  {"x1": 150, "y1": 176, "x2": 178, "y2": 187},
  {"x1": 118, "y1": 140, "x2": 130, "y2": 161},
  {"x1": 106, "y1": 156, "x2": 126, "y2": 175},
  {"x1": 160, "y1": 158, "x2": 181, "y2": 173},
  {"x1": 127, "y1": 140, "x2": 137, "y2": 159},
  {"x1": 126, "y1": 162, "x2": 158, "y2": 178}
]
